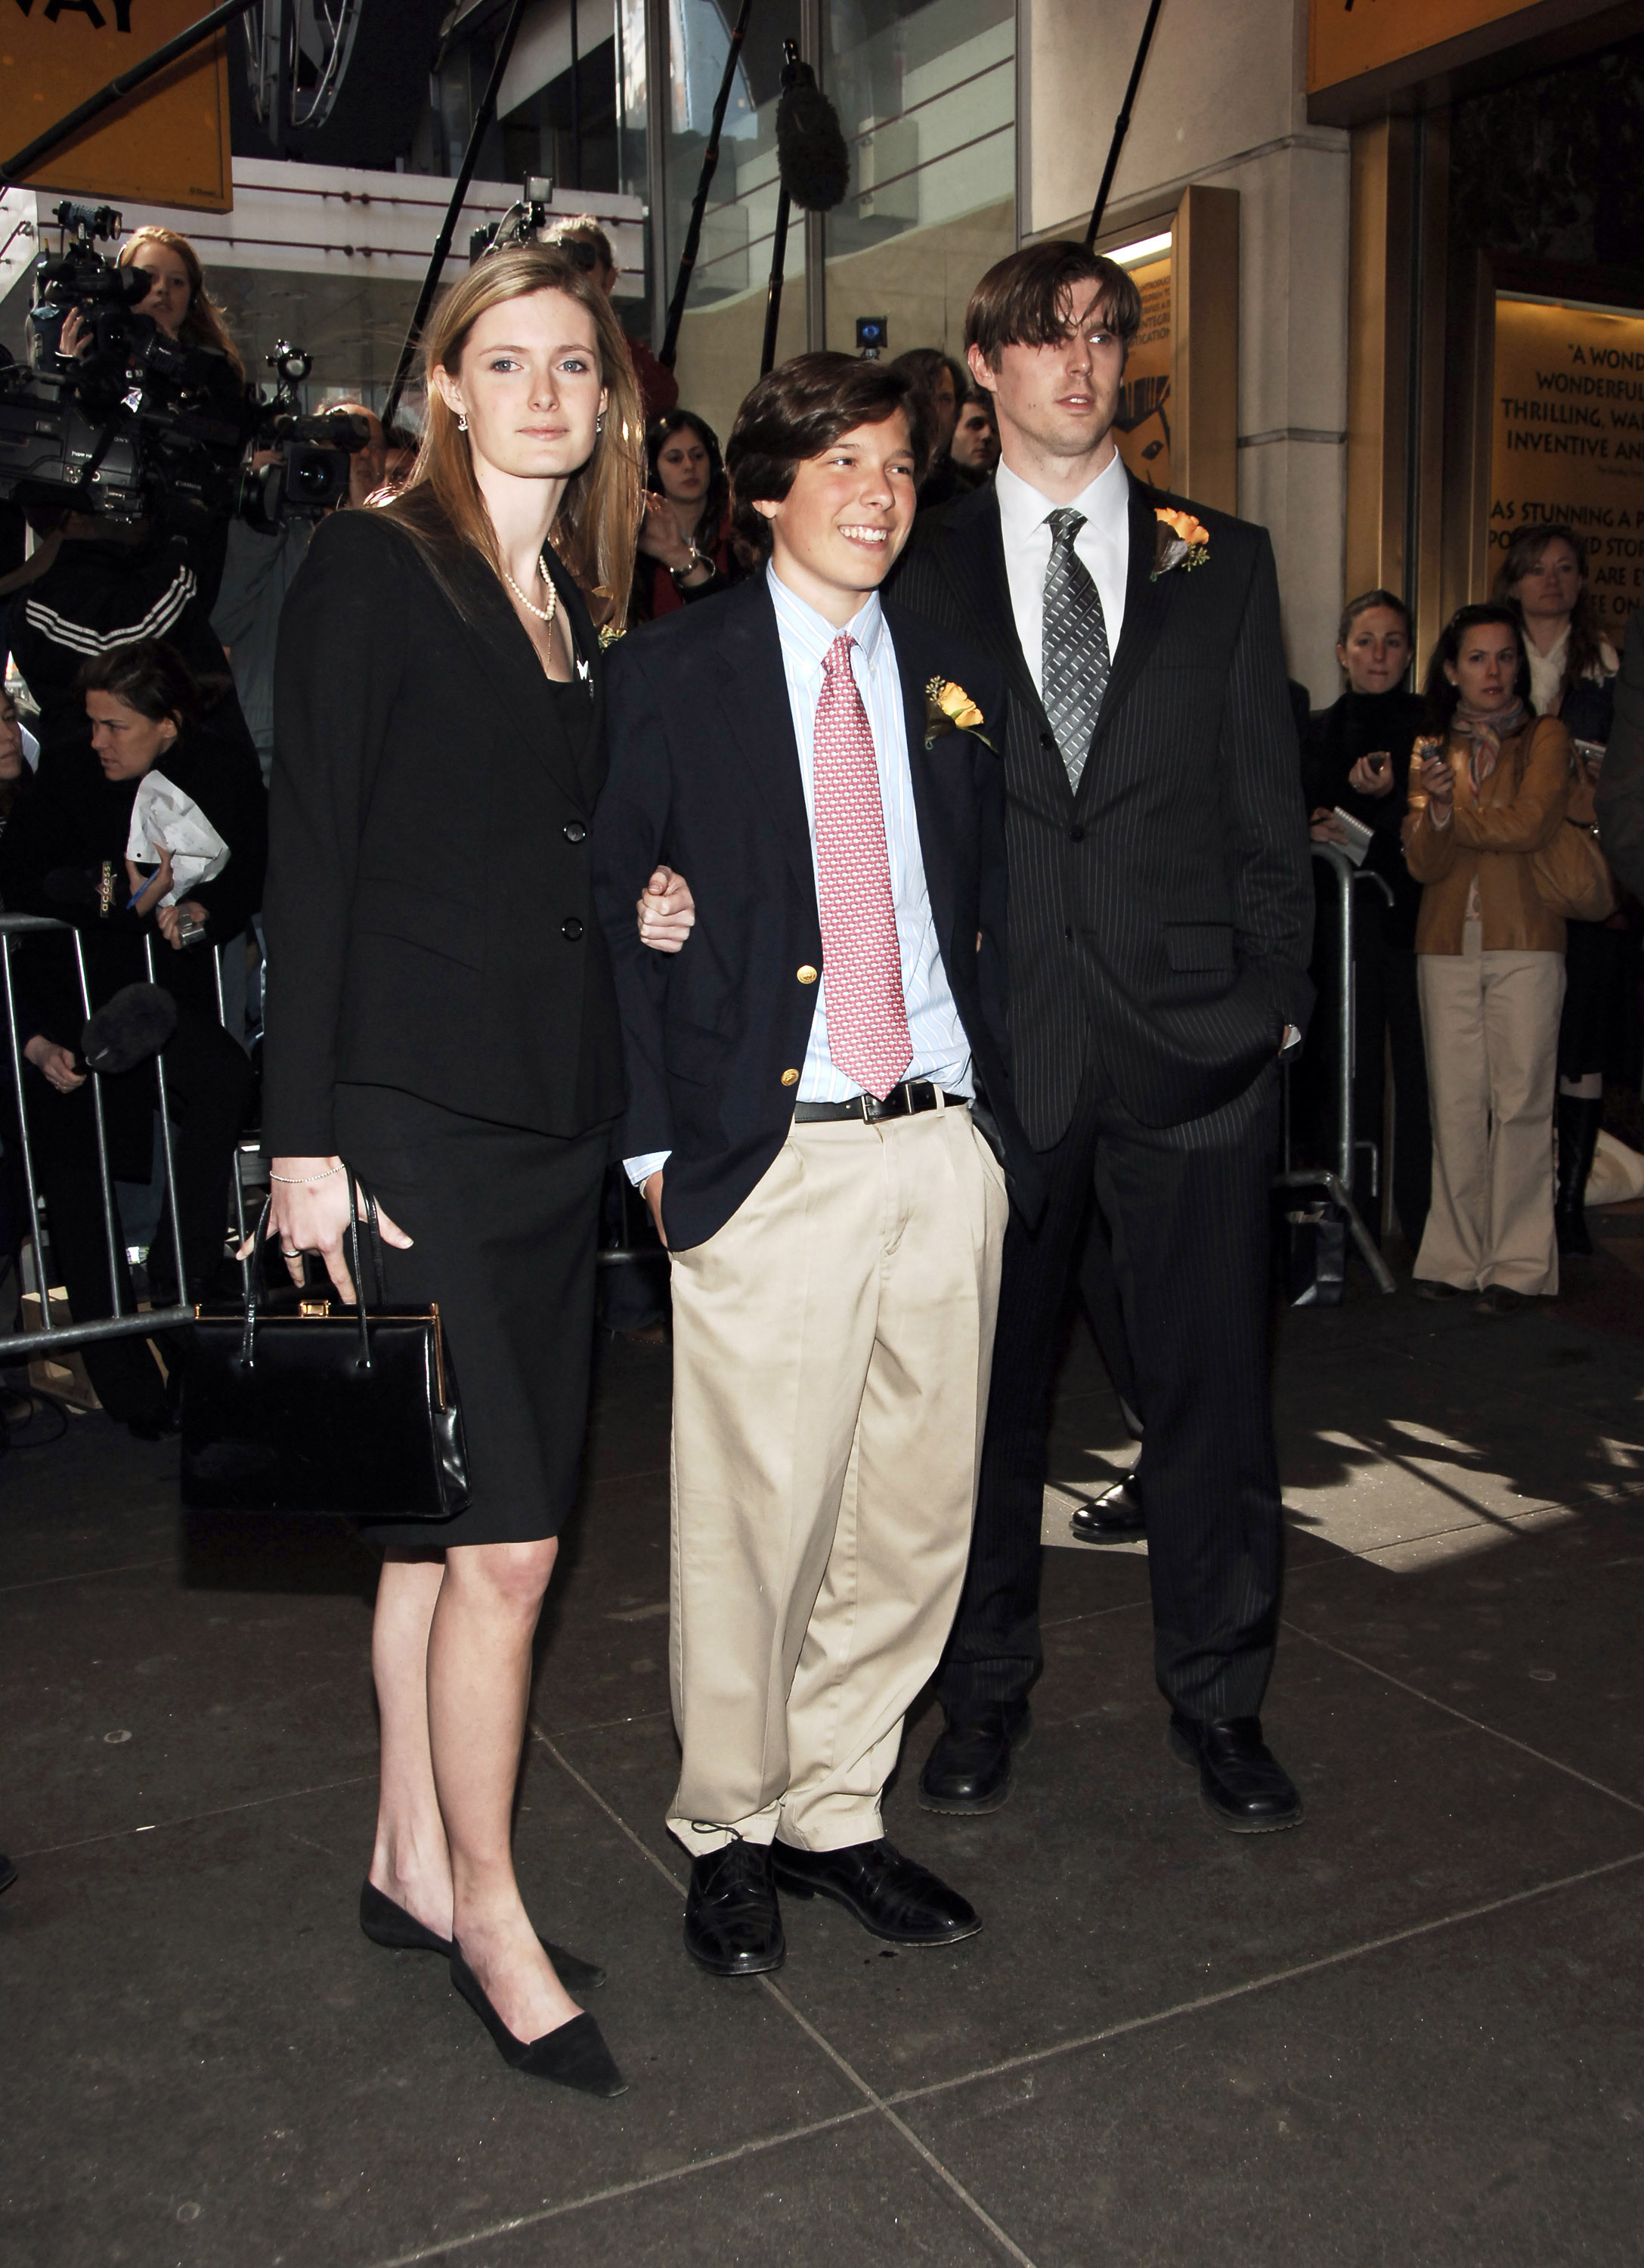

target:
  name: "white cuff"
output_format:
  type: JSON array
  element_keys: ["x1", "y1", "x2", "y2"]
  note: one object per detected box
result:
[{"x1": 625, "y1": 1150, "x2": 670, "y2": 1189}]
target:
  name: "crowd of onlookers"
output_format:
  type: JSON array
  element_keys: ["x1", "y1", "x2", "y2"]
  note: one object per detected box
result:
[
  {"x1": 1297, "y1": 526, "x2": 1641, "y2": 1311},
  {"x1": 1, "y1": 206, "x2": 1639, "y2": 1424}
]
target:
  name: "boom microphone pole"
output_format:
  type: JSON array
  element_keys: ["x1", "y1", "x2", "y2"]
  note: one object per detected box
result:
[
  {"x1": 760, "y1": 41, "x2": 848, "y2": 380},
  {"x1": 659, "y1": 0, "x2": 756, "y2": 370},
  {"x1": 1083, "y1": 0, "x2": 1165, "y2": 250},
  {"x1": 383, "y1": 0, "x2": 531, "y2": 430}
]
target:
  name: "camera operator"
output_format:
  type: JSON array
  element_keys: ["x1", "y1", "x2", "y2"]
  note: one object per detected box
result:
[
  {"x1": 0, "y1": 642, "x2": 263, "y2": 1435},
  {"x1": 543, "y1": 217, "x2": 678, "y2": 423}
]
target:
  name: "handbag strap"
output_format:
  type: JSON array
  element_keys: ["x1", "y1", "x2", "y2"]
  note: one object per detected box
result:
[{"x1": 240, "y1": 1166, "x2": 380, "y2": 1369}]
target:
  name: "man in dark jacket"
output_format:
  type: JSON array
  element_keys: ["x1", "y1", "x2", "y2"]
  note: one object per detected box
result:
[
  {"x1": 593, "y1": 353, "x2": 1033, "y2": 1981},
  {"x1": 891, "y1": 241, "x2": 1314, "y2": 1833}
]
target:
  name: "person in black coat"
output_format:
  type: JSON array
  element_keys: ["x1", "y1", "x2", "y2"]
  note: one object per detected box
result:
[
  {"x1": 595, "y1": 353, "x2": 1034, "y2": 1980},
  {"x1": 0, "y1": 641, "x2": 262, "y2": 1430},
  {"x1": 259, "y1": 246, "x2": 638, "y2": 2097},
  {"x1": 890, "y1": 241, "x2": 1314, "y2": 1832},
  {"x1": 1299, "y1": 587, "x2": 1430, "y2": 1250}
]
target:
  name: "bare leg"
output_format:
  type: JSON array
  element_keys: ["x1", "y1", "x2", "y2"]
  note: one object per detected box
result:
[
  {"x1": 428, "y1": 1537, "x2": 580, "y2": 2040},
  {"x1": 368, "y1": 1551, "x2": 453, "y2": 1936}
]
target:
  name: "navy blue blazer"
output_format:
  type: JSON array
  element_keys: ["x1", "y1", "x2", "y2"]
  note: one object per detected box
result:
[{"x1": 591, "y1": 572, "x2": 1039, "y2": 1251}]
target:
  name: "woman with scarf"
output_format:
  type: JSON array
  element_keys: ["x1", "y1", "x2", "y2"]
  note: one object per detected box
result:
[{"x1": 1403, "y1": 606, "x2": 1571, "y2": 1311}]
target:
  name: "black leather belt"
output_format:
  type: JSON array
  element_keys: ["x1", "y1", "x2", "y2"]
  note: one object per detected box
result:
[{"x1": 791, "y1": 1080, "x2": 970, "y2": 1125}]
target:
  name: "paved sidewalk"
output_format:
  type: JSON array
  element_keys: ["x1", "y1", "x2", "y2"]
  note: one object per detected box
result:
[{"x1": 3, "y1": 1250, "x2": 1642, "y2": 2267}]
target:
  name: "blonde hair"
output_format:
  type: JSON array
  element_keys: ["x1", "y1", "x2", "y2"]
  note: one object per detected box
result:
[
  {"x1": 381, "y1": 246, "x2": 643, "y2": 627},
  {"x1": 117, "y1": 226, "x2": 243, "y2": 380}
]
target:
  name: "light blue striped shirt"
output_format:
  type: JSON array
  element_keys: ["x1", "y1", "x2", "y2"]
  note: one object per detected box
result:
[{"x1": 624, "y1": 565, "x2": 971, "y2": 1188}]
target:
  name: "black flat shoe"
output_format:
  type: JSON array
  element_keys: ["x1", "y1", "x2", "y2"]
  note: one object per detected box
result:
[
  {"x1": 359, "y1": 1880, "x2": 605, "y2": 1991},
  {"x1": 1413, "y1": 1278, "x2": 1463, "y2": 1301},
  {"x1": 448, "y1": 1943, "x2": 627, "y2": 2096},
  {"x1": 918, "y1": 1703, "x2": 1030, "y2": 1814},
  {"x1": 1169, "y1": 1714, "x2": 1302, "y2": 1833},
  {"x1": 683, "y1": 1840, "x2": 785, "y2": 1976},
  {"x1": 1069, "y1": 1475, "x2": 1144, "y2": 1541},
  {"x1": 1477, "y1": 1285, "x2": 1528, "y2": 1315},
  {"x1": 770, "y1": 1837, "x2": 980, "y2": 1946}
]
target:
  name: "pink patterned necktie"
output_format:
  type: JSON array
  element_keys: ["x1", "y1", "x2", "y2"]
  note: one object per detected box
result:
[{"x1": 811, "y1": 632, "x2": 912, "y2": 1100}]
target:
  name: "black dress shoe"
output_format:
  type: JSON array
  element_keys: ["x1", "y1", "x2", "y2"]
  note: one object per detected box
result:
[
  {"x1": 359, "y1": 1880, "x2": 605, "y2": 1991},
  {"x1": 683, "y1": 1841, "x2": 785, "y2": 1976},
  {"x1": 770, "y1": 1838, "x2": 980, "y2": 1946},
  {"x1": 448, "y1": 1943, "x2": 627, "y2": 2096},
  {"x1": 1168, "y1": 1714, "x2": 1302, "y2": 1833},
  {"x1": 1477, "y1": 1284, "x2": 1528, "y2": 1315},
  {"x1": 1414, "y1": 1278, "x2": 1463, "y2": 1301},
  {"x1": 1070, "y1": 1475, "x2": 1144, "y2": 1541},
  {"x1": 918, "y1": 1703, "x2": 1030, "y2": 1814}
]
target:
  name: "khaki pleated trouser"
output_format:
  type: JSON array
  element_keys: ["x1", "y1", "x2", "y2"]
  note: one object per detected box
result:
[
  {"x1": 665, "y1": 1103, "x2": 1007, "y2": 1857},
  {"x1": 1414, "y1": 924, "x2": 1565, "y2": 1296}
]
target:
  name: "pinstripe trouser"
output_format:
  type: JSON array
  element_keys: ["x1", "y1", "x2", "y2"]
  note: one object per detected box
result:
[{"x1": 936, "y1": 1059, "x2": 1285, "y2": 1724}]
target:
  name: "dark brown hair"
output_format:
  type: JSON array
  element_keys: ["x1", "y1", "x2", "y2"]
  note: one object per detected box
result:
[
  {"x1": 75, "y1": 640, "x2": 201, "y2": 729},
  {"x1": 1336, "y1": 588, "x2": 1412, "y2": 648},
  {"x1": 965, "y1": 242, "x2": 1143, "y2": 370},
  {"x1": 647, "y1": 407, "x2": 728, "y2": 541},
  {"x1": 1490, "y1": 521, "x2": 1607, "y2": 699},
  {"x1": 1420, "y1": 604, "x2": 1531, "y2": 739},
  {"x1": 725, "y1": 353, "x2": 930, "y2": 556}
]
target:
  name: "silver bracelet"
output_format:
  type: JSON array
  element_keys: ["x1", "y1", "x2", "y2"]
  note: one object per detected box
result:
[{"x1": 269, "y1": 1163, "x2": 346, "y2": 1185}]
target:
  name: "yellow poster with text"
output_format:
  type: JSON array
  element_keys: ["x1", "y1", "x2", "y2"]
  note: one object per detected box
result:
[
  {"x1": 1491, "y1": 295, "x2": 1644, "y2": 631},
  {"x1": 1114, "y1": 256, "x2": 1171, "y2": 492}
]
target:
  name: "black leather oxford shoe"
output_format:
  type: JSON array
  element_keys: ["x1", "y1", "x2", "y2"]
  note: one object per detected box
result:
[
  {"x1": 769, "y1": 1838, "x2": 980, "y2": 1946},
  {"x1": 1169, "y1": 1714, "x2": 1302, "y2": 1833},
  {"x1": 683, "y1": 1839, "x2": 785, "y2": 1976},
  {"x1": 918, "y1": 1702, "x2": 1030, "y2": 1814},
  {"x1": 1070, "y1": 1475, "x2": 1144, "y2": 1541}
]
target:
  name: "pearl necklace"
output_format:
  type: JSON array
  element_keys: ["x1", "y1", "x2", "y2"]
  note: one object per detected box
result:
[{"x1": 503, "y1": 554, "x2": 559, "y2": 627}]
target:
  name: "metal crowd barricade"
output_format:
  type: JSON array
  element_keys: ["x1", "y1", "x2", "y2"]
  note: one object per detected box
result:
[
  {"x1": 1277, "y1": 843, "x2": 1398, "y2": 1297},
  {"x1": 1, "y1": 911, "x2": 206, "y2": 1363}
]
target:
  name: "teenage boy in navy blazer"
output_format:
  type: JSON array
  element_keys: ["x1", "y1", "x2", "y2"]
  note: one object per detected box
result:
[{"x1": 592, "y1": 353, "x2": 1035, "y2": 1978}]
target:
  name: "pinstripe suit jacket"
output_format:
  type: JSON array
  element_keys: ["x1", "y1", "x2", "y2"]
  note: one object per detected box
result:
[{"x1": 892, "y1": 472, "x2": 1314, "y2": 1145}]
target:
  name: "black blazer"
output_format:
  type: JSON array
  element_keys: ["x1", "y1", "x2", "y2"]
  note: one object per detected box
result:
[
  {"x1": 893, "y1": 472, "x2": 1314, "y2": 1142},
  {"x1": 590, "y1": 573, "x2": 1036, "y2": 1252},
  {"x1": 262, "y1": 510, "x2": 624, "y2": 1156}
]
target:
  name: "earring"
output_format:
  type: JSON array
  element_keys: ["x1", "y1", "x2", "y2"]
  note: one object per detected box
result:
[
  {"x1": 595, "y1": 413, "x2": 604, "y2": 434},
  {"x1": 457, "y1": 412, "x2": 468, "y2": 432}
]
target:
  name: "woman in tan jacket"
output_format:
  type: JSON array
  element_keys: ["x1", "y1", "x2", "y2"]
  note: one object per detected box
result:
[{"x1": 1403, "y1": 604, "x2": 1571, "y2": 1310}]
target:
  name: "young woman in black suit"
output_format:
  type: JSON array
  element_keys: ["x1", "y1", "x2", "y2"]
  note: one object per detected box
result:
[{"x1": 258, "y1": 246, "x2": 642, "y2": 2095}]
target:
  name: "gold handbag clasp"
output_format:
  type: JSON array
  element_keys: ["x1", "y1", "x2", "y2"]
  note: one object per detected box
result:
[{"x1": 299, "y1": 1298, "x2": 331, "y2": 1318}]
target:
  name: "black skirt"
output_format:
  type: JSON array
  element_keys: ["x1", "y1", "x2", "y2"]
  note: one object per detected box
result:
[{"x1": 332, "y1": 1083, "x2": 609, "y2": 1548}]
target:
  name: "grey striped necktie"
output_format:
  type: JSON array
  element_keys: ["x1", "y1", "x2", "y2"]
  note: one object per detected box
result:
[{"x1": 1041, "y1": 507, "x2": 1111, "y2": 792}]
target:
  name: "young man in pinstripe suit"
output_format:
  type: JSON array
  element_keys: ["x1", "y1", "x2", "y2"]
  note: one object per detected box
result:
[{"x1": 893, "y1": 241, "x2": 1316, "y2": 1833}]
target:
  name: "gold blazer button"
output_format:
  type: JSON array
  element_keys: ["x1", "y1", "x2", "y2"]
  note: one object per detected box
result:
[
  {"x1": 781, "y1": 1067, "x2": 800, "y2": 1086},
  {"x1": 797, "y1": 965, "x2": 818, "y2": 984}
]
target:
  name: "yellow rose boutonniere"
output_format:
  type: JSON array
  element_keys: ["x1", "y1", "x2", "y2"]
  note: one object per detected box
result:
[
  {"x1": 923, "y1": 677, "x2": 995, "y2": 751},
  {"x1": 1151, "y1": 507, "x2": 1211, "y2": 581}
]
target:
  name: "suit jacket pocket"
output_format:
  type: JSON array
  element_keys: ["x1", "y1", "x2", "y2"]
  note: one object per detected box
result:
[
  {"x1": 663, "y1": 1014, "x2": 735, "y2": 1085},
  {"x1": 1165, "y1": 922, "x2": 1235, "y2": 974},
  {"x1": 352, "y1": 878, "x2": 485, "y2": 972}
]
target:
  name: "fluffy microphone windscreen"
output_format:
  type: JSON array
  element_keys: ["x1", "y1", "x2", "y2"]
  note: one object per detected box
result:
[
  {"x1": 776, "y1": 80, "x2": 850, "y2": 212},
  {"x1": 81, "y1": 984, "x2": 178, "y2": 1077}
]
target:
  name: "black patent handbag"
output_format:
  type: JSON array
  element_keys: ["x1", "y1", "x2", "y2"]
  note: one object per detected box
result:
[{"x1": 181, "y1": 1173, "x2": 470, "y2": 1520}]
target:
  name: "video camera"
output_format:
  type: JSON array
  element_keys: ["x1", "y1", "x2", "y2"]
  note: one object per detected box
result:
[{"x1": 0, "y1": 203, "x2": 370, "y2": 532}]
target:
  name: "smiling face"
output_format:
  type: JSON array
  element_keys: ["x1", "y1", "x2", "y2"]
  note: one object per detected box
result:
[
  {"x1": 756, "y1": 412, "x2": 918, "y2": 625},
  {"x1": 1512, "y1": 538, "x2": 1582, "y2": 626},
  {"x1": 656, "y1": 429, "x2": 710, "y2": 507},
  {"x1": 1338, "y1": 605, "x2": 1412, "y2": 696},
  {"x1": 86, "y1": 690, "x2": 177, "y2": 781},
  {"x1": 970, "y1": 289, "x2": 1125, "y2": 476},
  {"x1": 432, "y1": 288, "x2": 608, "y2": 483},
  {"x1": 128, "y1": 246, "x2": 192, "y2": 340},
  {"x1": 1445, "y1": 621, "x2": 1522, "y2": 715}
]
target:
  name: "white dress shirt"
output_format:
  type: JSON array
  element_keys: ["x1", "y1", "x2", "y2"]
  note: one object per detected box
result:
[
  {"x1": 995, "y1": 448, "x2": 1130, "y2": 692},
  {"x1": 625, "y1": 565, "x2": 971, "y2": 1188}
]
